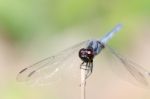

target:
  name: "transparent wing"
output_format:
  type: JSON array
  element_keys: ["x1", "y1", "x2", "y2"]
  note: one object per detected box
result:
[
  {"x1": 106, "y1": 45, "x2": 150, "y2": 87},
  {"x1": 17, "y1": 40, "x2": 89, "y2": 86}
]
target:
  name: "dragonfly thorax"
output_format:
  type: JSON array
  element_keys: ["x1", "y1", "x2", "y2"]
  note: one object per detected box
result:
[{"x1": 79, "y1": 48, "x2": 94, "y2": 63}]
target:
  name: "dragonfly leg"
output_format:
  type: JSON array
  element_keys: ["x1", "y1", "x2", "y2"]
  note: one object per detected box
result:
[
  {"x1": 80, "y1": 62, "x2": 93, "y2": 79},
  {"x1": 80, "y1": 62, "x2": 89, "y2": 70},
  {"x1": 90, "y1": 62, "x2": 93, "y2": 73},
  {"x1": 85, "y1": 62, "x2": 93, "y2": 79},
  {"x1": 80, "y1": 62, "x2": 85, "y2": 69}
]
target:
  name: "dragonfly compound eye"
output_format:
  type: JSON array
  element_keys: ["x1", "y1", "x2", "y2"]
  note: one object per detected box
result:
[{"x1": 79, "y1": 48, "x2": 94, "y2": 63}]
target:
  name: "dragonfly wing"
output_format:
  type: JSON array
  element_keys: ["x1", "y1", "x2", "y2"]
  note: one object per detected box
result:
[
  {"x1": 106, "y1": 45, "x2": 150, "y2": 87},
  {"x1": 17, "y1": 40, "x2": 89, "y2": 86}
]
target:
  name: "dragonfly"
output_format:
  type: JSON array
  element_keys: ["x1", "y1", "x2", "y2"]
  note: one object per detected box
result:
[{"x1": 17, "y1": 24, "x2": 150, "y2": 87}]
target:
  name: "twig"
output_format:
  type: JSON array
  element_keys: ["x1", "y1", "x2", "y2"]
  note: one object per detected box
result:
[{"x1": 81, "y1": 69, "x2": 86, "y2": 99}]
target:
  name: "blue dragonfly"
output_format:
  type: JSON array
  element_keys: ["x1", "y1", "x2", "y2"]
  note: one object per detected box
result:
[{"x1": 17, "y1": 24, "x2": 150, "y2": 86}]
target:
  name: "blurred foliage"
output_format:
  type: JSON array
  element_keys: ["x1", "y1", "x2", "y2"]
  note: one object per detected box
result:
[{"x1": 0, "y1": 0, "x2": 150, "y2": 44}]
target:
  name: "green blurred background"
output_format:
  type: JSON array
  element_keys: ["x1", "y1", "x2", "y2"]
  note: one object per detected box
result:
[{"x1": 0, "y1": 0, "x2": 150, "y2": 99}]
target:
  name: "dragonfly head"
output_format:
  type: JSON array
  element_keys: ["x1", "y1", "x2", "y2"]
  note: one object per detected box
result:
[{"x1": 79, "y1": 48, "x2": 94, "y2": 63}]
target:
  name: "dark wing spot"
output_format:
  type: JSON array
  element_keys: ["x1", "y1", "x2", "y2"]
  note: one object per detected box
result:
[
  {"x1": 28, "y1": 71, "x2": 36, "y2": 77},
  {"x1": 19, "y1": 68, "x2": 27, "y2": 74}
]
